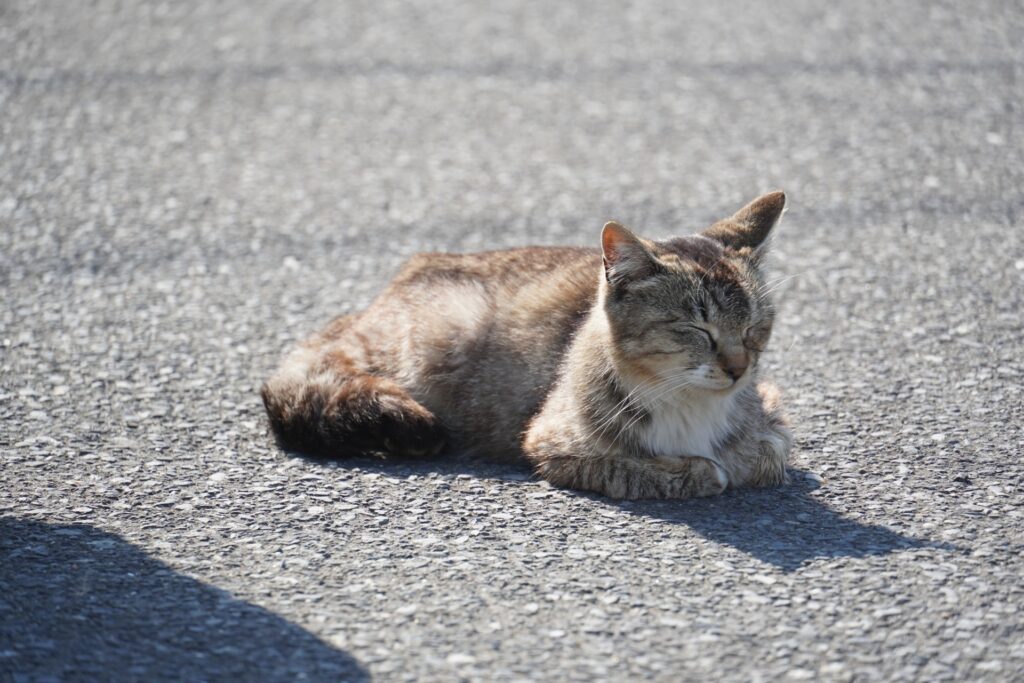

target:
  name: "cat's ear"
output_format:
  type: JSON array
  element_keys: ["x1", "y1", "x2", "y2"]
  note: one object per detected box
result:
[
  {"x1": 601, "y1": 221, "x2": 659, "y2": 286},
  {"x1": 703, "y1": 191, "x2": 786, "y2": 254}
]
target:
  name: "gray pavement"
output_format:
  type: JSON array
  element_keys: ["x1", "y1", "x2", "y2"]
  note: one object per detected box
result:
[{"x1": 2, "y1": 1, "x2": 1023, "y2": 681}]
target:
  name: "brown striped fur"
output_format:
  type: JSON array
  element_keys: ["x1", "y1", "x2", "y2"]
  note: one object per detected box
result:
[{"x1": 261, "y1": 192, "x2": 793, "y2": 499}]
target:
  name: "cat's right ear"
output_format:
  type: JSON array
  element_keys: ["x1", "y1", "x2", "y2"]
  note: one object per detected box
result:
[
  {"x1": 601, "y1": 221, "x2": 659, "y2": 286},
  {"x1": 703, "y1": 191, "x2": 786, "y2": 255}
]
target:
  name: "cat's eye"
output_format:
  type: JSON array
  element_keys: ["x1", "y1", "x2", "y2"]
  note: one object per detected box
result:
[
  {"x1": 683, "y1": 325, "x2": 716, "y2": 350},
  {"x1": 743, "y1": 322, "x2": 771, "y2": 350},
  {"x1": 700, "y1": 328, "x2": 717, "y2": 350}
]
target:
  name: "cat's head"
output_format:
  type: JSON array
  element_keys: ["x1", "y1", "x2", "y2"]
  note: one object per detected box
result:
[{"x1": 600, "y1": 191, "x2": 786, "y2": 394}]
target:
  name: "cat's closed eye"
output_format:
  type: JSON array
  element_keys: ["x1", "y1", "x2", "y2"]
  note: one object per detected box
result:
[
  {"x1": 743, "y1": 322, "x2": 772, "y2": 351},
  {"x1": 693, "y1": 326, "x2": 716, "y2": 350},
  {"x1": 673, "y1": 325, "x2": 716, "y2": 351}
]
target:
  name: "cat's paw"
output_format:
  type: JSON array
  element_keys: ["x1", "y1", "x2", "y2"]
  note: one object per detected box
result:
[
  {"x1": 672, "y1": 456, "x2": 728, "y2": 497},
  {"x1": 527, "y1": 451, "x2": 728, "y2": 501},
  {"x1": 750, "y1": 424, "x2": 792, "y2": 487},
  {"x1": 633, "y1": 455, "x2": 727, "y2": 499}
]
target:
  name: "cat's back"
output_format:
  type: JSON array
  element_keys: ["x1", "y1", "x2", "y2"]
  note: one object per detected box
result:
[
  {"x1": 379, "y1": 245, "x2": 601, "y2": 342},
  {"x1": 372, "y1": 245, "x2": 602, "y2": 456},
  {"x1": 390, "y1": 245, "x2": 599, "y2": 292}
]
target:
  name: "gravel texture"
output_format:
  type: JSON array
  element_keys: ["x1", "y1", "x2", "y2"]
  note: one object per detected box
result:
[{"x1": 2, "y1": 1, "x2": 1023, "y2": 681}]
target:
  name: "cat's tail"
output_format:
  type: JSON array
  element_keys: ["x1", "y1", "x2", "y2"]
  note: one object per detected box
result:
[{"x1": 260, "y1": 346, "x2": 446, "y2": 459}]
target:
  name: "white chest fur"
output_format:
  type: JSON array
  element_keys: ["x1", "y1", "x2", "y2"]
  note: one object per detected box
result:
[{"x1": 637, "y1": 391, "x2": 737, "y2": 459}]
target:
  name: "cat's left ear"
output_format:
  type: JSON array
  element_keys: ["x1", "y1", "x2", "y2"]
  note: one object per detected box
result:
[
  {"x1": 703, "y1": 191, "x2": 786, "y2": 256},
  {"x1": 601, "y1": 221, "x2": 660, "y2": 286}
]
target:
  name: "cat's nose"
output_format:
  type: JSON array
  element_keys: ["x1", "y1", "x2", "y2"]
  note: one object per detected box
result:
[{"x1": 720, "y1": 354, "x2": 748, "y2": 381}]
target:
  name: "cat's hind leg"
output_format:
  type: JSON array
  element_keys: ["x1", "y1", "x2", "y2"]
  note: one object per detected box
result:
[{"x1": 261, "y1": 346, "x2": 445, "y2": 459}]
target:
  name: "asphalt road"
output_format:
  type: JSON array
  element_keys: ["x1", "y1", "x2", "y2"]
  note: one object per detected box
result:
[{"x1": 2, "y1": 1, "x2": 1023, "y2": 681}]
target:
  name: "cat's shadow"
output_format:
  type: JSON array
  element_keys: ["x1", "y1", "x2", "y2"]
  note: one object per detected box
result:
[
  {"x1": 603, "y1": 469, "x2": 959, "y2": 572},
  {"x1": 314, "y1": 455, "x2": 957, "y2": 573}
]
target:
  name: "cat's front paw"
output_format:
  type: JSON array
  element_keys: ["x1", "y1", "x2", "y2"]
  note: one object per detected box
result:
[
  {"x1": 662, "y1": 456, "x2": 728, "y2": 498},
  {"x1": 750, "y1": 425, "x2": 792, "y2": 487}
]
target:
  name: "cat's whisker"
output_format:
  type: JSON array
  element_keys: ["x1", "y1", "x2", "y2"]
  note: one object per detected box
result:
[
  {"x1": 584, "y1": 370, "x2": 693, "y2": 443},
  {"x1": 784, "y1": 332, "x2": 802, "y2": 354},
  {"x1": 610, "y1": 375, "x2": 699, "y2": 446},
  {"x1": 611, "y1": 387, "x2": 691, "y2": 447},
  {"x1": 756, "y1": 268, "x2": 820, "y2": 299},
  {"x1": 586, "y1": 378, "x2": 658, "y2": 434},
  {"x1": 590, "y1": 372, "x2": 693, "y2": 439}
]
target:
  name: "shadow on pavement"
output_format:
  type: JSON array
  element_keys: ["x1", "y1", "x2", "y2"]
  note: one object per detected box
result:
[
  {"x1": 606, "y1": 470, "x2": 959, "y2": 572},
  {"x1": 311, "y1": 453, "x2": 958, "y2": 573},
  {"x1": 0, "y1": 518, "x2": 369, "y2": 682}
]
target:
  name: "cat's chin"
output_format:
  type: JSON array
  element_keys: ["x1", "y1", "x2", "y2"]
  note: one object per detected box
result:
[
  {"x1": 653, "y1": 374, "x2": 738, "y2": 396},
  {"x1": 721, "y1": 372, "x2": 756, "y2": 394},
  {"x1": 694, "y1": 373, "x2": 754, "y2": 395},
  {"x1": 697, "y1": 382, "x2": 740, "y2": 394}
]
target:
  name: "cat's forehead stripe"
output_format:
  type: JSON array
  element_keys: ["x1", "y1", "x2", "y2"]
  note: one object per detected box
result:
[
  {"x1": 660, "y1": 235, "x2": 723, "y2": 266},
  {"x1": 700, "y1": 272, "x2": 750, "y2": 318},
  {"x1": 692, "y1": 257, "x2": 753, "y2": 319},
  {"x1": 655, "y1": 235, "x2": 755, "y2": 317}
]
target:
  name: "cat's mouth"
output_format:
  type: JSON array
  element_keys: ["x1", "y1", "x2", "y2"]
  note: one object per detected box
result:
[
  {"x1": 648, "y1": 370, "x2": 742, "y2": 395},
  {"x1": 689, "y1": 367, "x2": 753, "y2": 394},
  {"x1": 719, "y1": 370, "x2": 755, "y2": 393}
]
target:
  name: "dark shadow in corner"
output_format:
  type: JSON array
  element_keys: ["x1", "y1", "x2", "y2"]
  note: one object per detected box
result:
[
  {"x1": 602, "y1": 469, "x2": 962, "y2": 572},
  {"x1": 0, "y1": 518, "x2": 369, "y2": 682},
  {"x1": 306, "y1": 452, "x2": 960, "y2": 574}
]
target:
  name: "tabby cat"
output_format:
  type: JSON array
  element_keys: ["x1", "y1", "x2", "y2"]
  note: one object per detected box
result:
[{"x1": 262, "y1": 192, "x2": 793, "y2": 499}]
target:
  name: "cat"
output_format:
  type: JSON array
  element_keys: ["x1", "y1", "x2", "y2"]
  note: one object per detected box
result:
[{"x1": 261, "y1": 191, "x2": 793, "y2": 500}]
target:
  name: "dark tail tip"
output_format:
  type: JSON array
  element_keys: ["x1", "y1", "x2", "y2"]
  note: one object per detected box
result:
[{"x1": 260, "y1": 376, "x2": 446, "y2": 460}]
